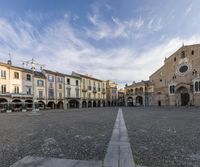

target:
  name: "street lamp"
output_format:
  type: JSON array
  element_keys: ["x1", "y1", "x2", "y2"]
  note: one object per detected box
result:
[{"x1": 22, "y1": 58, "x2": 45, "y2": 114}]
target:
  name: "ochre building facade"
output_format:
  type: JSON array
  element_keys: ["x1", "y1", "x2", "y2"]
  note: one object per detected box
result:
[{"x1": 150, "y1": 44, "x2": 200, "y2": 106}]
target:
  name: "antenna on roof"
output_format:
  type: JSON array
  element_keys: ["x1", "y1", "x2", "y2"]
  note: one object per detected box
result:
[{"x1": 7, "y1": 52, "x2": 12, "y2": 65}]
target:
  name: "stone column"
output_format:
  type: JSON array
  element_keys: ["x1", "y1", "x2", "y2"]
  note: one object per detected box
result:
[
  {"x1": 79, "y1": 100, "x2": 82, "y2": 109},
  {"x1": 64, "y1": 99, "x2": 68, "y2": 110}
]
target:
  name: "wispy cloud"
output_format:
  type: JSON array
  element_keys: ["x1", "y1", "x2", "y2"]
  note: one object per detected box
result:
[
  {"x1": 185, "y1": 3, "x2": 193, "y2": 16},
  {"x1": 147, "y1": 17, "x2": 163, "y2": 32},
  {"x1": 86, "y1": 13, "x2": 145, "y2": 40},
  {"x1": 0, "y1": 13, "x2": 200, "y2": 88}
]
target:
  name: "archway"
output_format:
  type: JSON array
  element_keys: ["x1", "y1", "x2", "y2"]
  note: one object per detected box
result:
[
  {"x1": 139, "y1": 87, "x2": 143, "y2": 93},
  {"x1": 38, "y1": 101, "x2": 45, "y2": 109},
  {"x1": 98, "y1": 100, "x2": 101, "y2": 107},
  {"x1": 12, "y1": 99, "x2": 22, "y2": 111},
  {"x1": 102, "y1": 100, "x2": 106, "y2": 107},
  {"x1": 136, "y1": 96, "x2": 143, "y2": 106},
  {"x1": 0, "y1": 98, "x2": 8, "y2": 111},
  {"x1": 82, "y1": 101, "x2": 87, "y2": 108},
  {"x1": 57, "y1": 101, "x2": 64, "y2": 109},
  {"x1": 176, "y1": 86, "x2": 190, "y2": 106},
  {"x1": 88, "y1": 101, "x2": 92, "y2": 108},
  {"x1": 127, "y1": 97, "x2": 133, "y2": 106},
  {"x1": 68, "y1": 100, "x2": 79, "y2": 108},
  {"x1": 25, "y1": 100, "x2": 33, "y2": 108},
  {"x1": 47, "y1": 101, "x2": 55, "y2": 109},
  {"x1": 93, "y1": 101, "x2": 97, "y2": 107}
]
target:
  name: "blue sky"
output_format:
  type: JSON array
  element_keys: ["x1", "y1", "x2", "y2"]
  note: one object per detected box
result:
[{"x1": 0, "y1": 0, "x2": 200, "y2": 87}]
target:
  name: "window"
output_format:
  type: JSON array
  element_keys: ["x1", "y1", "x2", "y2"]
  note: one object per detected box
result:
[
  {"x1": 1, "y1": 85, "x2": 6, "y2": 94},
  {"x1": 76, "y1": 80, "x2": 79, "y2": 86},
  {"x1": 67, "y1": 78, "x2": 70, "y2": 85},
  {"x1": 49, "y1": 83, "x2": 53, "y2": 88},
  {"x1": 98, "y1": 93, "x2": 100, "y2": 99},
  {"x1": 26, "y1": 74, "x2": 31, "y2": 81},
  {"x1": 173, "y1": 75, "x2": 176, "y2": 79},
  {"x1": 194, "y1": 81, "x2": 200, "y2": 92},
  {"x1": 14, "y1": 86, "x2": 19, "y2": 94},
  {"x1": 76, "y1": 88, "x2": 79, "y2": 98},
  {"x1": 83, "y1": 92, "x2": 86, "y2": 98},
  {"x1": 1, "y1": 70, "x2": 6, "y2": 78},
  {"x1": 39, "y1": 91, "x2": 43, "y2": 98},
  {"x1": 169, "y1": 85, "x2": 175, "y2": 94},
  {"x1": 67, "y1": 88, "x2": 71, "y2": 97},
  {"x1": 98, "y1": 83, "x2": 100, "y2": 92},
  {"x1": 27, "y1": 87, "x2": 31, "y2": 95},
  {"x1": 160, "y1": 79, "x2": 162, "y2": 82},
  {"x1": 88, "y1": 92, "x2": 91, "y2": 98},
  {"x1": 59, "y1": 84, "x2": 62, "y2": 89},
  {"x1": 192, "y1": 70, "x2": 197, "y2": 76},
  {"x1": 37, "y1": 80, "x2": 44, "y2": 87},
  {"x1": 48, "y1": 75, "x2": 54, "y2": 82},
  {"x1": 179, "y1": 65, "x2": 188, "y2": 73},
  {"x1": 48, "y1": 89, "x2": 54, "y2": 98},
  {"x1": 88, "y1": 85, "x2": 92, "y2": 90},
  {"x1": 58, "y1": 77, "x2": 63, "y2": 83},
  {"x1": 174, "y1": 57, "x2": 176, "y2": 62},
  {"x1": 59, "y1": 92, "x2": 62, "y2": 98},
  {"x1": 14, "y1": 72, "x2": 19, "y2": 79},
  {"x1": 88, "y1": 80, "x2": 91, "y2": 86},
  {"x1": 191, "y1": 50, "x2": 194, "y2": 55}
]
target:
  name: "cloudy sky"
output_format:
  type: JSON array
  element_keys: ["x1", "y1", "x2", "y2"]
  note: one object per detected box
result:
[{"x1": 0, "y1": 0, "x2": 200, "y2": 87}]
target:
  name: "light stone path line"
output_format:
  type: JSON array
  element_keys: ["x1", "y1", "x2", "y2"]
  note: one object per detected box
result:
[
  {"x1": 10, "y1": 108, "x2": 138, "y2": 167},
  {"x1": 103, "y1": 108, "x2": 135, "y2": 167}
]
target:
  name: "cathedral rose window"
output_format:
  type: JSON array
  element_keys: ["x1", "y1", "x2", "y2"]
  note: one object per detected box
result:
[{"x1": 179, "y1": 65, "x2": 188, "y2": 73}]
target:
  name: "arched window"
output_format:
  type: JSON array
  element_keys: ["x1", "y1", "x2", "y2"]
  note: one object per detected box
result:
[
  {"x1": 169, "y1": 85, "x2": 175, "y2": 95},
  {"x1": 194, "y1": 81, "x2": 200, "y2": 92}
]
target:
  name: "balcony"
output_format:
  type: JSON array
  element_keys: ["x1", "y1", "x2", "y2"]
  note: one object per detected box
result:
[
  {"x1": 82, "y1": 87, "x2": 87, "y2": 92},
  {"x1": 0, "y1": 92, "x2": 10, "y2": 97},
  {"x1": 93, "y1": 87, "x2": 97, "y2": 93},
  {"x1": 37, "y1": 96, "x2": 45, "y2": 100},
  {"x1": 126, "y1": 92, "x2": 148, "y2": 96},
  {"x1": 11, "y1": 93, "x2": 33, "y2": 98},
  {"x1": 88, "y1": 86, "x2": 92, "y2": 91},
  {"x1": 48, "y1": 97, "x2": 55, "y2": 100}
]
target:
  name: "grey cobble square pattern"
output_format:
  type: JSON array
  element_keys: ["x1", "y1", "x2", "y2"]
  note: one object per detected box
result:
[
  {"x1": 123, "y1": 107, "x2": 200, "y2": 167},
  {"x1": 0, "y1": 108, "x2": 118, "y2": 167}
]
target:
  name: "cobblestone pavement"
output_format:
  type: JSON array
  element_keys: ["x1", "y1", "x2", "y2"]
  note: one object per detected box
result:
[
  {"x1": 123, "y1": 106, "x2": 200, "y2": 167},
  {"x1": 0, "y1": 108, "x2": 118, "y2": 167}
]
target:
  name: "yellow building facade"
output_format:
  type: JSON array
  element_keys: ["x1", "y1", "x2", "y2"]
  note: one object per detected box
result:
[{"x1": 72, "y1": 72, "x2": 107, "y2": 107}]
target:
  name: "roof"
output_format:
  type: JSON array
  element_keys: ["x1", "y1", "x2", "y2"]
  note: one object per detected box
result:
[
  {"x1": 34, "y1": 71, "x2": 46, "y2": 79},
  {"x1": 150, "y1": 44, "x2": 200, "y2": 77},
  {"x1": 0, "y1": 61, "x2": 33, "y2": 73},
  {"x1": 125, "y1": 80, "x2": 153, "y2": 88},
  {"x1": 71, "y1": 71, "x2": 103, "y2": 82},
  {"x1": 43, "y1": 69, "x2": 81, "y2": 79}
]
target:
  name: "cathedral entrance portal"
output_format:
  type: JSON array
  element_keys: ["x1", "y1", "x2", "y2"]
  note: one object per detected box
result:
[{"x1": 176, "y1": 86, "x2": 190, "y2": 106}]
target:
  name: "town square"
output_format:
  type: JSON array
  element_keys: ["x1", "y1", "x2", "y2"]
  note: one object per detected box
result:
[{"x1": 1, "y1": 0, "x2": 200, "y2": 166}]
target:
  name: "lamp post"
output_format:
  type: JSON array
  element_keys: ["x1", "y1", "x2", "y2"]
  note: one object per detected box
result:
[{"x1": 22, "y1": 58, "x2": 45, "y2": 114}]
